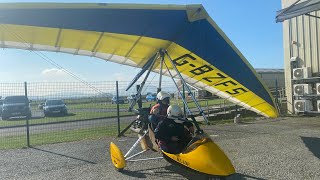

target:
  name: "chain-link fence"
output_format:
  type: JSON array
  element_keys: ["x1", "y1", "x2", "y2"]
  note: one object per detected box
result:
[
  {"x1": 0, "y1": 81, "x2": 192, "y2": 149},
  {"x1": 0, "y1": 80, "x2": 282, "y2": 149}
]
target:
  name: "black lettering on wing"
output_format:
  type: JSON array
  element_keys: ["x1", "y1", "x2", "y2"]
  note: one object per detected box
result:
[
  {"x1": 215, "y1": 80, "x2": 237, "y2": 87},
  {"x1": 202, "y1": 73, "x2": 226, "y2": 83},
  {"x1": 190, "y1": 65, "x2": 213, "y2": 75},
  {"x1": 173, "y1": 54, "x2": 196, "y2": 66},
  {"x1": 226, "y1": 88, "x2": 248, "y2": 95}
]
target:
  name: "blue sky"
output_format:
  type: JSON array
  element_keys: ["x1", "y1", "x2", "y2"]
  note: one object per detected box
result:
[{"x1": 0, "y1": 0, "x2": 283, "y2": 83}]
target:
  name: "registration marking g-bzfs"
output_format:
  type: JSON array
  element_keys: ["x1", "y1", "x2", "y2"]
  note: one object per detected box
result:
[{"x1": 172, "y1": 54, "x2": 248, "y2": 95}]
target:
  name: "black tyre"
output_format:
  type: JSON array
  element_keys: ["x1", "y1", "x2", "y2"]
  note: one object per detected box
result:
[
  {"x1": 116, "y1": 168, "x2": 124, "y2": 172},
  {"x1": 208, "y1": 176, "x2": 226, "y2": 180}
]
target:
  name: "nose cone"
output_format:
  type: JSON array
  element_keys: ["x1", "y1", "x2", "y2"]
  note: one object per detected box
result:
[
  {"x1": 110, "y1": 142, "x2": 126, "y2": 169},
  {"x1": 200, "y1": 140, "x2": 235, "y2": 176},
  {"x1": 162, "y1": 138, "x2": 235, "y2": 176}
]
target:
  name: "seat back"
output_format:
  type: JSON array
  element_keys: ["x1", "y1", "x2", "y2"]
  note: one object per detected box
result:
[{"x1": 147, "y1": 124, "x2": 160, "y2": 152}]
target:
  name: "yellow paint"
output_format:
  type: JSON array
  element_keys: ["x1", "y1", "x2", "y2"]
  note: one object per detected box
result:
[
  {"x1": 110, "y1": 142, "x2": 126, "y2": 169},
  {"x1": 162, "y1": 138, "x2": 235, "y2": 176},
  {"x1": 0, "y1": 24, "x2": 57, "y2": 46},
  {"x1": 166, "y1": 44, "x2": 278, "y2": 117},
  {"x1": 58, "y1": 29, "x2": 101, "y2": 50}
]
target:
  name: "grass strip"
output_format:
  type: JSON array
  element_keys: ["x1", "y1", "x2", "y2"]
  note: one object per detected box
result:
[
  {"x1": 0, "y1": 122, "x2": 131, "y2": 150},
  {"x1": 0, "y1": 111, "x2": 134, "y2": 127}
]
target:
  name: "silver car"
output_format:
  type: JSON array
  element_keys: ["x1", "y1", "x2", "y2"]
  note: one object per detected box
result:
[{"x1": 43, "y1": 99, "x2": 68, "y2": 117}]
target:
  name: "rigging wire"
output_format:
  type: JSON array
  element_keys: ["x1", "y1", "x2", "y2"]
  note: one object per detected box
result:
[
  {"x1": 0, "y1": 24, "x2": 108, "y2": 96},
  {"x1": 142, "y1": 72, "x2": 157, "y2": 95}
]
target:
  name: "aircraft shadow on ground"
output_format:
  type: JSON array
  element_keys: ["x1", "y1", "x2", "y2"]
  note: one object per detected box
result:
[
  {"x1": 164, "y1": 165, "x2": 267, "y2": 180},
  {"x1": 31, "y1": 147, "x2": 97, "y2": 164},
  {"x1": 121, "y1": 164, "x2": 268, "y2": 180},
  {"x1": 301, "y1": 136, "x2": 320, "y2": 159},
  {"x1": 120, "y1": 169, "x2": 147, "y2": 178},
  {"x1": 121, "y1": 164, "x2": 207, "y2": 180},
  {"x1": 228, "y1": 173, "x2": 267, "y2": 180}
]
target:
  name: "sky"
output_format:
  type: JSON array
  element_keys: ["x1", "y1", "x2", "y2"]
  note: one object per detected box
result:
[{"x1": 0, "y1": 0, "x2": 284, "y2": 83}]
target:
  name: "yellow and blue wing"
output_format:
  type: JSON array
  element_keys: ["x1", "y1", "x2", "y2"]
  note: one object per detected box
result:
[{"x1": 0, "y1": 3, "x2": 278, "y2": 118}]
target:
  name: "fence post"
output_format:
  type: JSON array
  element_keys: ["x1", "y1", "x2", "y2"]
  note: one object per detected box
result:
[
  {"x1": 116, "y1": 81, "x2": 120, "y2": 136},
  {"x1": 206, "y1": 100, "x2": 209, "y2": 118},
  {"x1": 136, "y1": 85, "x2": 142, "y2": 109},
  {"x1": 223, "y1": 99, "x2": 226, "y2": 119},
  {"x1": 24, "y1": 82, "x2": 30, "y2": 147},
  {"x1": 182, "y1": 85, "x2": 186, "y2": 117},
  {"x1": 235, "y1": 105, "x2": 238, "y2": 117},
  {"x1": 275, "y1": 79, "x2": 281, "y2": 114}
]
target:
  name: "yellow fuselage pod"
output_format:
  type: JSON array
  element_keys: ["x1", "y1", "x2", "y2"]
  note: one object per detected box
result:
[
  {"x1": 110, "y1": 142, "x2": 126, "y2": 169},
  {"x1": 162, "y1": 138, "x2": 235, "y2": 176}
]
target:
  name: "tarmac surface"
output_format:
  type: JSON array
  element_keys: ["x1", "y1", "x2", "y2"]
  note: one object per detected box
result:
[{"x1": 0, "y1": 116, "x2": 319, "y2": 180}]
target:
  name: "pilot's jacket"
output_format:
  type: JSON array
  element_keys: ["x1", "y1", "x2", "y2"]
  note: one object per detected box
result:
[
  {"x1": 148, "y1": 102, "x2": 169, "y2": 128},
  {"x1": 154, "y1": 118, "x2": 193, "y2": 153}
]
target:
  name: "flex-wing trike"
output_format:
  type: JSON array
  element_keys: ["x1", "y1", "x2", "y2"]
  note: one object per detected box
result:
[{"x1": 110, "y1": 49, "x2": 235, "y2": 178}]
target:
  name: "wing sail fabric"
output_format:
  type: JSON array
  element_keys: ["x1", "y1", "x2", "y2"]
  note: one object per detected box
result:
[{"x1": 0, "y1": 3, "x2": 278, "y2": 118}]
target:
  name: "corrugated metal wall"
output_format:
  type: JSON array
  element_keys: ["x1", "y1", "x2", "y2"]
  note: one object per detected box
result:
[
  {"x1": 257, "y1": 72, "x2": 285, "y2": 89},
  {"x1": 282, "y1": 0, "x2": 320, "y2": 113}
]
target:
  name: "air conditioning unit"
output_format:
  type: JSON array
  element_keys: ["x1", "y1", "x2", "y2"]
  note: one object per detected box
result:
[
  {"x1": 293, "y1": 84, "x2": 312, "y2": 95},
  {"x1": 294, "y1": 100, "x2": 313, "y2": 112},
  {"x1": 292, "y1": 67, "x2": 311, "y2": 79},
  {"x1": 317, "y1": 100, "x2": 320, "y2": 112},
  {"x1": 316, "y1": 83, "x2": 320, "y2": 95}
]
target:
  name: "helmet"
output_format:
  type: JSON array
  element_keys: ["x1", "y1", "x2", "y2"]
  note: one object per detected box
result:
[
  {"x1": 167, "y1": 105, "x2": 183, "y2": 119},
  {"x1": 157, "y1": 91, "x2": 171, "y2": 101}
]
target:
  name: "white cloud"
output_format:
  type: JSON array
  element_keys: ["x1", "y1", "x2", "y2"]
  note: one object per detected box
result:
[
  {"x1": 42, "y1": 68, "x2": 65, "y2": 76},
  {"x1": 41, "y1": 68, "x2": 73, "y2": 81}
]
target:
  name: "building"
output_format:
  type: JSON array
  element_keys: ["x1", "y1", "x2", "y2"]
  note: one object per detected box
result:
[
  {"x1": 175, "y1": 80, "x2": 199, "y2": 99},
  {"x1": 256, "y1": 69, "x2": 286, "y2": 104},
  {"x1": 277, "y1": 0, "x2": 320, "y2": 114},
  {"x1": 255, "y1": 68, "x2": 285, "y2": 89}
]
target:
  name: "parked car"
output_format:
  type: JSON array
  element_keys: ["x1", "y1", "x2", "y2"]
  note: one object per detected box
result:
[
  {"x1": 0, "y1": 100, "x2": 3, "y2": 116},
  {"x1": 111, "y1": 96, "x2": 126, "y2": 104},
  {"x1": 127, "y1": 95, "x2": 136, "y2": 103},
  {"x1": 1, "y1": 96, "x2": 32, "y2": 120},
  {"x1": 38, "y1": 103, "x2": 44, "y2": 110},
  {"x1": 43, "y1": 99, "x2": 68, "y2": 117},
  {"x1": 146, "y1": 93, "x2": 157, "y2": 102}
]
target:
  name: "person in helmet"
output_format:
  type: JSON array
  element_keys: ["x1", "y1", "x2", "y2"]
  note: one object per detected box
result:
[
  {"x1": 148, "y1": 91, "x2": 171, "y2": 129},
  {"x1": 154, "y1": 105, "x2": 194, "y2": 154}
]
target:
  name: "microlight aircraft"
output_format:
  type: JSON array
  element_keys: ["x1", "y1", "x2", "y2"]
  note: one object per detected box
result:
[
  {"x1": 0, "y1": 2, "x2": 278, "y2": 178},
  {"x1": 110, "y1": 48, "x2": 236, "y2": 177}
]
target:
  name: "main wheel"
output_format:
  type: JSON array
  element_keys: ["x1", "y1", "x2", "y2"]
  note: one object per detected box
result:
[{"x1": 115, "y1": 168, "x2": 124, "y2": 172}]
